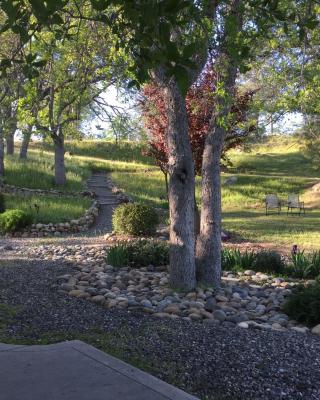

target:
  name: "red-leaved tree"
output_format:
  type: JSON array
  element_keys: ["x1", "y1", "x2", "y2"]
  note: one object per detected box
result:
[{"x1": 141, "y1": 68, "x2": 256, "y2": 191}]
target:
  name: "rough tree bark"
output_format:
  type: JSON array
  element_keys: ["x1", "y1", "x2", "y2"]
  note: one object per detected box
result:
[
  {"x1": 196, "y1": 60, "x2": 238, "y2": 286},
  {"x1": 165, "y1": 79, "x2": 196, "y2": 290},
  {"x1": 196, "y1": 76, "x2": 238, "y2": 286},
  {"x1": 0, "y1": 128, "x2": 4, "y2": 177},
  {"x1": 6, "y1": 130, "x2": 15, "y2": 155},
  {"x1": 196, "y1": 2, "x2": 241, "y2": 287},
  {"x1": 195, "y1": 0, "x2": 243, "y2": 287},
  {"x1": 196, "y1": 121, "x2": 229, "y2": 287},
  {"x1": 19, "y1": 125, "x2": 32, "y2": 159},
  {"x1": 53, "y1": 128, "x2": 66, "y2": 186}
]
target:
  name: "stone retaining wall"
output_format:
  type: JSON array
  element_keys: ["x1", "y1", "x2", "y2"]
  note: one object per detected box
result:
[
  {"x1": 1, "y1": 182, "x2": 99, "y2": 238},
  {"x1": 5, "y1": 200, "x2": 99, "y2": 238}
]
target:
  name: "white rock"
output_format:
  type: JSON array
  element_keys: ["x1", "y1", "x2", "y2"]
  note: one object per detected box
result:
[
  {"x1": 291, "y1": 327, "x2": 309, "y2": 334},
  {"x1": 311, "y1": 324, "x2": 320, "y2": 335},
  {"x1": 237, "y1": 322, "x2": 249, "y2": 329}
]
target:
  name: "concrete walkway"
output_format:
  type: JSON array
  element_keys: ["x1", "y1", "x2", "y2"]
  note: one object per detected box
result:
[{"x1": 0, "y1": 340, "x2": 198, "y2": 400}]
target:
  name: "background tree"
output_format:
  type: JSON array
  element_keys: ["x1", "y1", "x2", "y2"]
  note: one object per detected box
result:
[
  {"x1": 0, "y1": 0, "x2": 317, "y2": 289},
  {"x1": 141, "y1": 68, "x2": 256, "y2": 193},
  {"x1": 19, "y1": 9, "x2": 127, "y2": 185}
]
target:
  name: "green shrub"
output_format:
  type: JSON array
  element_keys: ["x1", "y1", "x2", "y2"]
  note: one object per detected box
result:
[
  {"x1": 288, "y1": 251, "x2": 313, "y2": 279},
  {"x1": 309, "y1": 251, "x2": 320, "y2": 278},
  {"x1": 106, "y1": 239, "x2": 169, "y2": 268},
  {"x1": 222, "y1": 248, "x2": 256, "y2": 271},
  {"x1": 112, "y1": 203, "x2": 158, "y2": 236},
  {"x1": 0, "y1": 209, "x2": 33, "y2": 233},
  {"x1": 287, "y1": 251, "x2": 320, "y2": 279},
  {"x1": 252, "y1": 250, "x2": 284, "y2": 274},
  {"x1": 283, "y1": 283, "x2": 320, "y2": 326},
  {"x1": 106, "y1": 244, "x2": 129, "y2": 268},
  {"x1": 0, "y1": 193, "x2": 5, "y2": 213}
]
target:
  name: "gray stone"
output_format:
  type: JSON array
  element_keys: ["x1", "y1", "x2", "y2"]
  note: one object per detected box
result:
[
  {"x1": 237, "y1": 322, "x2": 249, "y2": 329},
  {"x1": 140, "y1": 299, "x2": 153, "y2": 309},
  {"x1": 204, "y1": 297, "x2": 217, "y2": 312},
  {"x1": 255, "y1": 305, "x2": 266, "y2": 315},
  {"x1": 213, "y1": 310, "x2": 226, "y2": 322},
  {"x1": 291, "y1": 327, "x2": 309, "y2": 334},
  {"x1": 311, "y1": 324, "x2": 320, "y2": 336},
  {"x1": 91, "y1": 295, "x2": 106, "y2": 304},
  {"x1": 189, "y1": 313, "x2": 202, "y2": 321}
]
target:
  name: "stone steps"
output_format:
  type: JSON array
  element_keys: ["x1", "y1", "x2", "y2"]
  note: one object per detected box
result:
[{"x1": 86, "y1": 173, "x2": 118, "y2": 232}]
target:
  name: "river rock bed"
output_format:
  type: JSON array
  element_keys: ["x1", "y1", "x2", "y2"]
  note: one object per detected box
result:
[{"x1": 16, "y1": 244, "x2": 318, "y2": 335}]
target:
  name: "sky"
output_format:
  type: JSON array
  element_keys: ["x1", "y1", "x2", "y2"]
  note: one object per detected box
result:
[{"x1": 87, "y1": 86, "x2": 305, "y2": 138}]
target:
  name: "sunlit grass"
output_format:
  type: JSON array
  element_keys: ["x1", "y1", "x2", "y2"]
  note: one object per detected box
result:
[
  {"x1": 5, "y1": 137, "x2": 320, "y2": 248},
  {"x1": 4, "y1": 193, "x2": 91, "y2": 224}
]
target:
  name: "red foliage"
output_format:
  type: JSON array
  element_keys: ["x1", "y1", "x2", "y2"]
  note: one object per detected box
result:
[{"x1": 140, "y1": 68, "x2": 255, "y2": 175}]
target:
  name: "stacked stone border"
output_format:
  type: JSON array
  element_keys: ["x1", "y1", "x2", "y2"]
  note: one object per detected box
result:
[
  {"x1": 0, "y1": 175, "x2": 133, "y2": 238},
  {"x1": 0, "y1": 183, "x2": 99, "y2": 238}
]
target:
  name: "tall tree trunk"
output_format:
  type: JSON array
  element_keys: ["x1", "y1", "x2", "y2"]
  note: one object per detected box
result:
[
  {"x1": 196, "y1": 0, "x2": 241, "y2": 288},
  {"x1": 163, "y1": 170, "x2": 169, "y2": 200},
  {"x1": 270, "y1": 114, "x2": 274, "y2": 135},
  {"x1": 165, "y1": 79, "x2": 196, "y2": 290},
  {"x1": 0, "y1": 128, "x2": 4, "y2": 177},
  {"x1": 196, "y1": 63, "x2": 238, "y2": 287},
  {"x1": 53, "y1": 129, "x2": 66, "y2": 186},
  {"x1": 6, "y1": 131, "x2": 15, "y2": 155},
  {"x1": 196, "y1": 124, "x2": 226, "y2": 287},
  {"x1": 19, "y1": 126, "x2": 32, "y2": 159}
]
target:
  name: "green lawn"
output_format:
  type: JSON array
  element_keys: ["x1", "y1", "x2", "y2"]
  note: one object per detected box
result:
[
  {"x1": 4, "y1": 193, "x2": 91, "y2": 224},
  {"x1": 5, "y1": 137, "x2": 320, "y2": 248}
]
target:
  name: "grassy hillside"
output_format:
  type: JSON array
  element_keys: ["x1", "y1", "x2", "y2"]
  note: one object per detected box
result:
[{"x1": 5, "y1": 136, "x2": 320, "y2": 248}]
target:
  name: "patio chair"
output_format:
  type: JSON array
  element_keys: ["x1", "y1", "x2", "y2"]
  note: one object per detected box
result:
[
  {"x1": 265, "y1": 194, "x2": 281, "y2": 215},
  {"x1": 287, "y1": 193, "x2": 305, "y2": 215}
]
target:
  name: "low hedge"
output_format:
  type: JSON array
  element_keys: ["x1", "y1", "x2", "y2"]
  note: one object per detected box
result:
[{"x1": 112, "y1": 203, "x2": 158, "y2": 236}]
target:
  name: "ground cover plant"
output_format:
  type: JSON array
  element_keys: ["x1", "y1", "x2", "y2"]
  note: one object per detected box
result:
[
  {"x1": 288, "y1": 250, "x2": 320, "y2": 279},
  {"x1": 283, "y1": 283, "x2": 320, "y2": 326},
  {"x1": 222, "y1": 248, "x2": 320, "y2": 279},
  {"x1": 4, "y1": 193, "x2": 91, "y2": 224},
  {"x1": 106, "y1": 239, "x2": 169, "y2": 268},
  {"x1": 3, "y1": 135, "x2": 320, "y2": 248}
]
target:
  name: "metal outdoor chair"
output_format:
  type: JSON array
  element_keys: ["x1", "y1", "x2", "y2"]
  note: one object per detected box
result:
[
  {"x1": 287, "y1": 193, "x2": 305, "y2": 215},
  {"x1": 265, "y1": 194, "x2": 281, "y2": 215}
]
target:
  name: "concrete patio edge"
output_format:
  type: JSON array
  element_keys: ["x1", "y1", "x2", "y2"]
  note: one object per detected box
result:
[{"x1": 0, "y1": 340, "x2": 199, "y2": 400}]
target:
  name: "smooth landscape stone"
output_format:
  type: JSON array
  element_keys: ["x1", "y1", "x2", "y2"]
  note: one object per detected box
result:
[
  {"x1": 311, "y1": 324, "x2": 320, "y2": 335},
  {"x1": 291, "y1": 327, "x2": 309, "y2": 334},
  {"x1": 213, "y1": 310, "x2": 226, "y2": 322},
  {"x1": 237, "y1": 322, "x2": 249, "y2": 329},
  {"x1": 21, "y1": 243, "x2": 311, "y2": 334}
]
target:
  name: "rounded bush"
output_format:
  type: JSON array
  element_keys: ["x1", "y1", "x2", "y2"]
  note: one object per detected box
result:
[
  {"x1": 112, "y1": 203, "x2": 158, "y2": 236},
  {"x1": 283, "y1": 283, "x2": 320, "y2": 326},
  {"x1": 0, "y1": 209, "x2": 33, "y2": 233},
  {"x1": 252, "y1": 250, "x2": 284, "y2": 274}
]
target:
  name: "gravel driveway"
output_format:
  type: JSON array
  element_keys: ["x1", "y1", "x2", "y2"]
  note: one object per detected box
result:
[{"x1": 0, "y1": 256, "x2": 320, "y2": 400}]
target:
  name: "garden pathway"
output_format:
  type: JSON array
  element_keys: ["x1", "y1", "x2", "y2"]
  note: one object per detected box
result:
[
  {"x1": 86, "y1": 172, "x2": 120, "y2": 234},
  {"x1": 0, "y1": 340, "x2": 197, "y2": 400}
]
